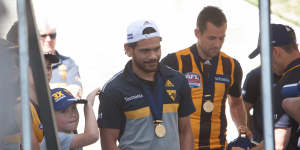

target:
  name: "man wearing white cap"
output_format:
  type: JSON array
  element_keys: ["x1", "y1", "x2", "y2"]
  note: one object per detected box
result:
[{"x1": 98, "y1": 20, "x2": 195, "y2": 150}]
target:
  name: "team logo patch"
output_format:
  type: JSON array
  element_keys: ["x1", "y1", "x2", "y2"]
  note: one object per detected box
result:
[
  {"x1": 52, "y1": 89, "x2": 71, "y2": 102},
  {"x1": 215, "y1": 74, "x2": 230, "y2": 84},
  {"x1": 58, "y1": 65, "x2": 67, "y2": 80},
  {"x1": 127, "y1": 34, "x2": 133, "y2": 40},
  {"x1": 52, "y1": 90, "x2": 66, "y2": 102},
  {"x1": 59, "y1": 71, "x2": 67, "y2": 80},
  {"x1": 98, "y1": 112, "x2": 103, "y2": 119},
  {"x1": 184, "y1": 72, "x2": 201, "y2": 88},
  {"x1": 165, "y1": 80, "x2": 174, "y2": 87},
  {"x1": 166, "y1": 90, "x2": 176, "y2": 101},
  {"x1": 39, "y1": 124, "x2": 43, "y2": 129},
  {"x1": 124, "y1": 94, "x2": 144, "y2": 103}
]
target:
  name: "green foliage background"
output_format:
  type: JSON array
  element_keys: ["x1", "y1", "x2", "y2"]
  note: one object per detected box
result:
[{"x1": 245, "y1": 0, "x2": 300, "y2": 26}]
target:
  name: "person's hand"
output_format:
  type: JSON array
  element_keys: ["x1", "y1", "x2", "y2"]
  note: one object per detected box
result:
[
  {"x1": 86, "y1": 87, "x2": 101, "y2": 106},
  {"x1": 238, "y1": 125, "x2": 253, "y2": 140},
  {"x1": 66, "y1": 84, "x2": 82, "y2": 99}
]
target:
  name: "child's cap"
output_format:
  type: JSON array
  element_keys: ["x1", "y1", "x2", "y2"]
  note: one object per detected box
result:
[{"x1": 51, "y1": 88, "x2": 87, "y2": 110}]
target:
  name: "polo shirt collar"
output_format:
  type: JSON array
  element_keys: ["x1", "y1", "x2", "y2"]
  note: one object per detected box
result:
[{"x1": 283, "y1": 57, "x2": 300, "y2": 73}]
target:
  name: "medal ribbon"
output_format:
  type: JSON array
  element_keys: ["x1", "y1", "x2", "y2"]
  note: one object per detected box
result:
[
  {"x1": 194, "y1": 54, "x2": 219, "y2": 101},
  {"x1": 129, "y1": 71, "x2": 164, "y2": 121}
]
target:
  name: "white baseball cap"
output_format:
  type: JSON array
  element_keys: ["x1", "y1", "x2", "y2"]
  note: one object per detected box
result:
[{"x1": 126, "y1": 20, "x2": 161, "y2": 44}]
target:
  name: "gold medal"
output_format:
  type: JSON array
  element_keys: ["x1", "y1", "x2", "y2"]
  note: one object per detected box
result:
[
  {"x1": 155, "y1": 124, "x2": 166, "y2": 138},
  {"x1": 154, "y1": 121, "x2": 166, "y2": 138},
  {"x1": 203, "y1": 100, "x2": 214, "y2": 113}
]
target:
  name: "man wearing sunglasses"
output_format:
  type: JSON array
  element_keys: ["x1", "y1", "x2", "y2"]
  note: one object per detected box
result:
[{"x1": 39, "y1": 23, "x2": 83, "y2": 99}]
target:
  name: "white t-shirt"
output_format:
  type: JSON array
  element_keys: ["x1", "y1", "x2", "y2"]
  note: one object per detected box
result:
[{"x1": 40, "y1": 132, "x2": 82, "y2": 150}]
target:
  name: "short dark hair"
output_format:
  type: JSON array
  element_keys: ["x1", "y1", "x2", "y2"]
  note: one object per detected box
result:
[
  {"x1": 196, "y1": 6, "x2": 227, "y2": 33},
  {"x1": 279, "y1": 27, "x2": 298, "y2": 53},
  {"x1": 127, "y1": 27, "x2": 158, "y2": 49}
]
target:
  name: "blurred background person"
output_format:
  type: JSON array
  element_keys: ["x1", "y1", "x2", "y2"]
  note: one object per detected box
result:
[
  {"x1": 242, "y1": 66, "x2": 281, "y2": 144},
  {"x1": 249, "y1": 23, "x2": 300, "y2": 150},
  {"x1": 4, "y1": 20, "x2": 59, "y2": 149},
  {"x1": 39, "y1": 22, "x2": 83, "y2": 98}
]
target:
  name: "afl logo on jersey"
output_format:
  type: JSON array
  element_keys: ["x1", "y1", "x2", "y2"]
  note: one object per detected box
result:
[{"x1": 184, "y1": 72, "x2": 201, "y2": 88}]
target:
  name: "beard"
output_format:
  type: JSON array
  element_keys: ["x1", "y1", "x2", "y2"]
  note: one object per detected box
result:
[
  {"x1": 200, "y1": 45, "x2": 220, "y2": 59},
  {"x1": 133, "y1": 58, "x2": 160, "y2": 73}
]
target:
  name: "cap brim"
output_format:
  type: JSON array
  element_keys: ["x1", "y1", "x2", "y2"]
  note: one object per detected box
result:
[
  {"x1": 248, "y1": 48, "x2": 260, "y2": 59},
  {"x1": 54, "y1": 99, "x2": 87, "y2": 110},
  {"x1": 74, "y1": 99, "x2": 88, "y2": 104},
  {"x1": 44, "y1": 54, "x2": 59, "y2": 63}
]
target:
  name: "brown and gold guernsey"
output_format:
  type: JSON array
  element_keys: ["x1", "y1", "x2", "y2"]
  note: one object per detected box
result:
[
  {"x1": 30, "y1": 102, "x2": 43, "y2": 143},
  {"x1": 161, "y1": 44, "x2": 242, "y2": 150},
  {"x1": 3, "y1": 101, "x2": 43, "y2": 145}
]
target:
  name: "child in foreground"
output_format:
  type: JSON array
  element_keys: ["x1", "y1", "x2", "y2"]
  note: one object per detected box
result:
[{"x1": 40, "y1": 88, "x2": 100, "y2": 150}]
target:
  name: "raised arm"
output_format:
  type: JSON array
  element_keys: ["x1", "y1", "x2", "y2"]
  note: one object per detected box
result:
[{"x1": 70, "y1": 88, "x2": 100, "y2": 149}]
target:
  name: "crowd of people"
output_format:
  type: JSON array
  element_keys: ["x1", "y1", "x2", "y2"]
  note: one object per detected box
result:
[{"x1": 1, "y1": 4, "x2": 300, "y2": 150}]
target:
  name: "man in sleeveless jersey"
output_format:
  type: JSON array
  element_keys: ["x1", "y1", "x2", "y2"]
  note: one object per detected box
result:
[{"x1": 161, "y1": 6, "x2": 250, "y2": 150}]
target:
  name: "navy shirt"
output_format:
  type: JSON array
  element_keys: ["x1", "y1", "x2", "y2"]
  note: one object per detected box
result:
[
  {"x1": 273, "y1": 58, "x2": 300, "y2": 149},
  {"x1": 50, "y1": 51, "x2": 82, "y2": 87},
  {"x1": 242, "y1": 66, "x2": 281, "y2": 143},
  {"x1": 98, "y1": 61, "x2": 195, "y2": 130},
  {"x1": 97, "y1": 61, "x2": 195, "y2": 150}
]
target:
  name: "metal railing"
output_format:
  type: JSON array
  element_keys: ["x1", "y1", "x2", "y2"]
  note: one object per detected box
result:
[
  {"x1": 259, "y1": 0, "x2": 275, "y2": 150},
  {"x1": 17, "y1": 0, "x2": 60, "y2": 149}
]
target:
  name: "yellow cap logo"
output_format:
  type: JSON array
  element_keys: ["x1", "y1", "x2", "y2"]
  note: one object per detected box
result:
[{"x1": 52, "y1": 91, "x2": 65, "y2": 102}]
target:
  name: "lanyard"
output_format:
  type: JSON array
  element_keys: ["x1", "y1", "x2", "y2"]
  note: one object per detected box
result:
[{"x1": 130, "y1": 71, "x2": 164, "y2": 121}]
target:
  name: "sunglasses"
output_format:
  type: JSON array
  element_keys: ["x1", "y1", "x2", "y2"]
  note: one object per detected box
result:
[{"x1": 40, "y1": 33, "x2": 57, "y2": 39}]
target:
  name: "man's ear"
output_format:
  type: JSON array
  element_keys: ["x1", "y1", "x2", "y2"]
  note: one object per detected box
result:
[
  {"x1": 124, "y1": 44, "x2": 132, "y2": 57},
  {"x1": 273, "y1": 46, "x2": 282, "y2": 57},
  {"x1": 194, "y1": 28, "x2": 200, "y2": 39}
]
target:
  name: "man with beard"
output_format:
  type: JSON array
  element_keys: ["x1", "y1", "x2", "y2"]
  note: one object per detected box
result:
[
  {"x1": 98, "y1": 20, "x2": 195, "y2": 150},
  {"x1": 161, "y1": 6, "x2": 250, "y2": 150}
]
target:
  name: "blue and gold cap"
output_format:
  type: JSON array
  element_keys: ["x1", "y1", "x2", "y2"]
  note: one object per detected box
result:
[{"x1": 51, "y1": 88, "x2": 86, "y2": 110}]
